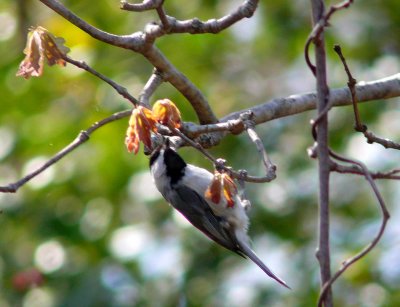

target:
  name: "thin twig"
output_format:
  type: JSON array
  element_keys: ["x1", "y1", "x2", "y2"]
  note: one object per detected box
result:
[
  {"x1": 318, "y1": 151, "x2": 390, "y2": 307},
  {"x1": 0, "y1": 110, "x2": 132, "y2": 193},
  {"x1": 331, "y1": 162, "x2": 400, "y2": 180},
  {"x1": 305, "y1": 0, "x2": 354, "y2": 76},
  {"x1": 310, "y1": 91, "x2": 331, "y2": 141},
  {"x1": 240, "y1": 111, "x2": 276, "y2": 181},
  {"x1": 333, "y1": 44, "x2": 361, "y2": 128},
  {"x1": 64, "y1": 56, "x2": 139, "y2": 106},
  {"x1": 139, "y1": 69, "x2": 164, "y2": 107},
  {"x1": 362, "y1": 131, "x2": 400, "y2": 149},
  {"x1": 172, "y1": 127, "x2": 275, "y2": 183},
  {"x1": 155, "y1": 3, "x2": 170, "y2": 31},
  {"x1": 121, "y1": 0, "x2": 170, "y2": 31},
  {"x1": 334, "y1": 45, "x2": 400, "y2": 150}
]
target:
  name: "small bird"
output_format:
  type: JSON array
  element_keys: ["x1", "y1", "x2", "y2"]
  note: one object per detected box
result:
[{"x1": 149, "y1": 140, "x2": 289, "y2": 288}]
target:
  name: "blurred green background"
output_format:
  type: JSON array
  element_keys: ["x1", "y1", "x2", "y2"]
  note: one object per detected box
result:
[{"x1": 1, "y1": 0, "x2": 400, "y2": 306}]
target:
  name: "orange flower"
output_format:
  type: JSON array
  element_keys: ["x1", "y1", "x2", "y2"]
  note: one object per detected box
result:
[
  {"x1": 125, "y1": 106, "x2": 157, "y2": 154},
  {"x1": 152, "y1": 99, "x2": 182, "y2": 129},
  {"x1": 205, "y1": 171, "x2": 238, "y2": 208},
  {"x1": 16, "y1": 26, "x2": 69, "y2": 79}
]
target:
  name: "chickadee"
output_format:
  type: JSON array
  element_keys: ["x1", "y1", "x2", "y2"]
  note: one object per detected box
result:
[{"x1": 149, "y1": 140, "x2": 289, "y2": 288}]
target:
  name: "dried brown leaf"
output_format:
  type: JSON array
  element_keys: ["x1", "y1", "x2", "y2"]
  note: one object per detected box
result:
[
  {"x1": 125, "y1": 106, "x2": 157, "y2": 154},
  {"x1": 152, "y1": 99, "x2": 182, "y2": 129},
  {"x1": 16, "y1": 26, "x2": 70, "y2": 79},
  {"x1": 222, "y1": 173, "x2": 238, "y2": 208},
  {"x1": 205, "y1": 172, "x2": 222, "y2": 204}
]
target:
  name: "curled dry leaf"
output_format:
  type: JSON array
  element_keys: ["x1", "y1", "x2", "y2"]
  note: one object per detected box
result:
[
  {"x1": 16, "y1": 26, "x2": 70, "y2": 79},
  {"x1": 222, "y1": 173, "x2": 238, "y2": 207},
  {"x1": 205, "y1": 172, "x2": 222, "y2": 204},
  {"x1": 125, "y1": 106, "x2": 157, "y2": 154},
  {"x1": 152, "y1": 99, "x2": 182, "y2": 129},
  {"x1": 205, "y1": 171, "x2": 238, "y2": 208}
]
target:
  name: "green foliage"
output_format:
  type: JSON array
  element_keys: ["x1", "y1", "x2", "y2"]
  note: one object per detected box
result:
[{"x1": 0, "y1": 0, "x2": 399, "y2": 306}]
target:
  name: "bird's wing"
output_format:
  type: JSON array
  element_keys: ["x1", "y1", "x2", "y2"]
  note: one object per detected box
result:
[
  {"x1": 165, "y1": 185, "x2": 243, "y2": 255},
  {"x1": 165, "y1": 185, "x2": 290, "y2": 288}
]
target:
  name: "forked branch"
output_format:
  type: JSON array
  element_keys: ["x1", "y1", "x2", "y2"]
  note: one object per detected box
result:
[
  {"x1": 318, "y1": 151, "x2": 390, "y2": 307},
  {"x1": 173, "y1": 124, "x2": 276, "y2": 183},
  {"x1": 334, "y1": 45, "x2": 400, "y2": 150},
  {"x1": 38, "y1": 0, "x2": 218, "y2": 124},
  {"x1": 309, "y1": 0, "x2": 333, "y2": 305},
  {"x1": 121, "y1": 0, "x2": 259, "y2": 35},
  {"x1": 305, "y1": 0, "x2": 354, "y2": 76},
  {"x1": 308, "y1": 41, "x2": 393, "y2": 306}
]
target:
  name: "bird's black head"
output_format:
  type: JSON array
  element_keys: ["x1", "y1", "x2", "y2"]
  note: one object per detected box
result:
[
  {"x1": 163, "y1": 147, "x2": 187, "y2": 184},
  {"x1": 149, "y1": 139, "x2": 187, "y2": 185}
]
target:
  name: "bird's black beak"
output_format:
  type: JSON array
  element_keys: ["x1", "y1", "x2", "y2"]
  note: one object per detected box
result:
[{"x1": 144, "y1": 145, "x2": 152, "y2": 156}]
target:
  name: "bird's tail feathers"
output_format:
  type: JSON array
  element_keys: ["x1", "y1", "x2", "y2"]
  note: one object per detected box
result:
[{"x1": 238, "y1": 240, "x2": 291, "y2": 289}]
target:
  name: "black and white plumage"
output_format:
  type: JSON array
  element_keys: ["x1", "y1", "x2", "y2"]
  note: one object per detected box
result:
[{"x1": 149, "y1": 142, "x2": 289, "y2": 288}]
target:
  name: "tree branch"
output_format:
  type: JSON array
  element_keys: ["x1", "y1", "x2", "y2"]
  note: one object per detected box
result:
[
  {"x1": 221, "y1": 74, "x2": 400, "y2": 127},
  {"x1": 37, "y1": 0, "x2": 218, "y2": 124},
  {"x1": 0, "y1": 110, "x2": 131, "y2": 193},
  {"x1": 120, "y1": 0, "x2": 163, "y2": 12},
  {"x1": 3, "y1": 71, "x2": 396, "y2": 194},
  {"x1": 172, "y1": 127, "x2": 275, "y2": 183},
  {"x1": 309, "y1": 0, "x2": 333, "y2": 306},
  {"x1": 318, "y1": 151, "x2": 390, "y2": 307},
  {"x1": 165, "y1": 0, "x2": 258, "y2": 34},
  {"x1": 182, "y1": 74, "x2": 400, "y2": 146},
  {"x1": 142, "y1": 46, "x2": 218, "y2": 124},
  {"x1": 241, "y1": 111, "x2": 276, "y2": 182},
  {"x1": 334, "y1": 45, "x2": 400, "y2": 150},
  {"x1": 139, "y1": 69, "x2": 164, "y2": 107},
  {"x1": 305, "y1": 0, "x2": 354, "y2": 75},
  {"x1": 183, "y1": 119, "x2": 244, "y2": 138},
  {"x1": 121, "y1": 0, "x2": 259, "y2": 36},
  {"x1": 36, "y1": 0, "x2": 400, "y2": 127},
  {"x1": 64, "y1": 56, "x2": 139, "y2": 106},
  {"x1": 38, "y1": 0, "x2": 143, "y2": 49},
  {"x1": 331, "y1": 162, "x2": 400, "y2": 180}
]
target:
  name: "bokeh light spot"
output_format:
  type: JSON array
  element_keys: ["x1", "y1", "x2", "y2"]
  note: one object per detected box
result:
[
  {"x1": 128, "y1": 171, "x2": 161, "y2": 203},
  {"x1": 22, "y1": 288, "x2": 55, "y2": 307},
  {"x1": 109, "y1": 225, "x2": 153, "y2": 260},
  {"x1": 34, "y1": 240, "x2": 66, "y2": 274},
  {"x1": 0, "y1": 127, "x2": 15, "y2": 160},
  {"x1": 0, "y1": 12, "x2": 16, "y2": 41},
  {"x1": 80, "y1": 198, "x2": 113, "y2": 240},
  {"x1": 100, "y1": 264, "x2": 138, "y2": 305}
]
